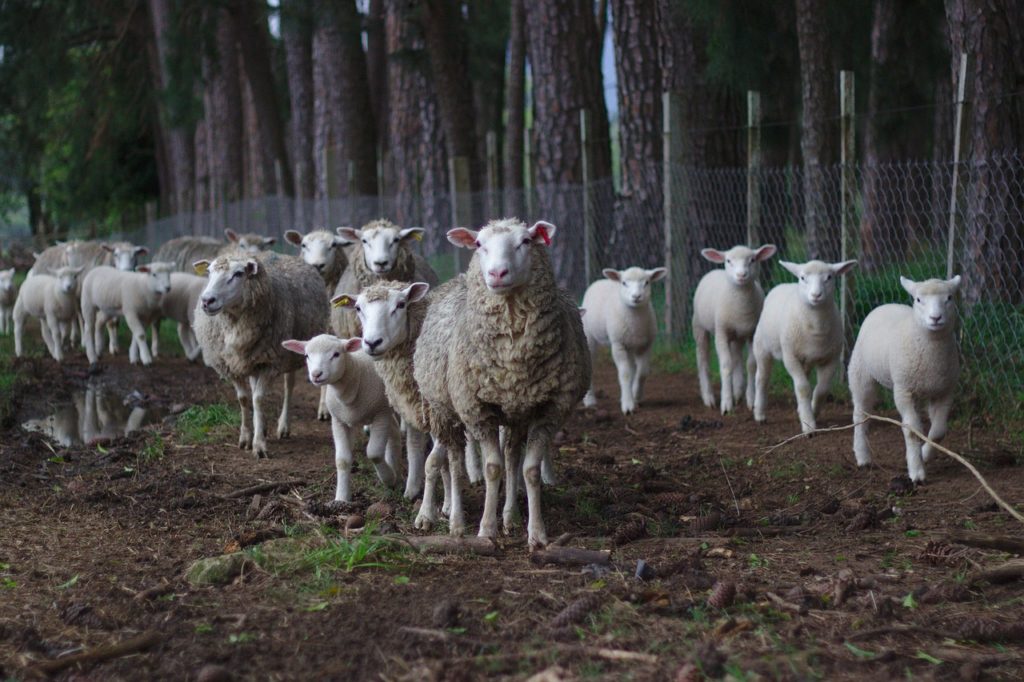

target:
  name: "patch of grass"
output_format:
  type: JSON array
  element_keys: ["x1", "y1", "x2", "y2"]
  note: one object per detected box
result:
[
  {"x1": 301, "y1": 524, "x2": 406, "y2": 577},
  {"x1": 771, "y1": 461, "x2": 807, "y2": 480},
  {"x1": 175, "y1": 403, "x2": 240, "y2": 444},
  {"x1": 0, "y1": 333, "x2": 32, "y2": 427},
  {"x1": 139, "y1": 433, "x2": 166, "y2": 463}
]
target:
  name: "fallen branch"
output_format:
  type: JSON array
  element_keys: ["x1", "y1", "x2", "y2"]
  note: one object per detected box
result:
[
  {"x1": 924, "y1": 647, "x2": 1022, "y2": 665},
  {"x1": 221, "y1": 479, "x2": 306, "y2": 499},
  {"x1": 549, "y1": 532, "x2": 577, "y2": 548},
  {"x1": 391, "y1": 535, "x2": 500, "y2": 557},
  {"x1": 968, "y1": 559, "x2": 1024, "y2": 586},
  {"x1": 531, "y1": 546, "x2": 611, "y2": 567},
  {"x1": 726, "y1": 526, "x2": 805, "y2": 538},
  {"x1": 764, "y1": 592, "x2": 807, "y2": 615},
  {"x1": 29, "y1": 631, "x2": 161, "y2": 675},
  {"x1": 947, "y1": 532, "x2": 1024, "y2": 555},
  {"x1": 844, "y1": 624, "x2": 952, "y2": 642}
]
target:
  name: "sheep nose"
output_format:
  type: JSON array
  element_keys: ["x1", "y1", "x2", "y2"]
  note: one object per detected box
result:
[
  {"x1": 929, "y1": 315, "x2": 942, "y2": 324},
  {"x1": 202, "y1": 296, "x2": 216, "y2": 308},
  {"x1": 488, "y1": 268, "x2": 509, "y2": 281},
  {"x1": 315, "y1": 263, "x2": 326, "y2": 272},
  {"x1": 312, "y1": 370, "x2": 323, "y2": 381},
  {"x1": 364, "y1": 338, "x2": 383, "y2": 351},
  {"x1": 373, "y1": 260, "x2": 389, "y2": 269}
]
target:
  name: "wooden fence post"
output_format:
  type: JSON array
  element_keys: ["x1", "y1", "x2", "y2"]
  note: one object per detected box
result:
[
  {"x1": 839, "y1": 70, "x2": 856, "y2": 354},
  {"x1": 947, "y1": 53, "x2": 969, "y2": 280},
  {"x1": 449, "y1": 155, "x2": 472, "y2": 273},
  {"x1": 746, "y1": 91, "x2": 762, "y2": 247},
  {"x1": 486, "y1": 131, "x2": 500, "y2": 219},
  {"x1": 662, "y1": 91, "x2": 687, "y2": 341},
  {"x1": 580, "y1": 109, "x2": 597, "y2": 287}
]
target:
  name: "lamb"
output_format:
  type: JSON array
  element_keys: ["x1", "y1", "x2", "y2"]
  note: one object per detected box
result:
[
  {"x1": 0, "y1": 268, "x2": 17, "y2": 334},
  {"x1": 422, "y1": 219, "x2": 590, "y2": 548},
  {"x1": 692, "y1": 244, "x2": 777, "y2": 413},
  {"x1": 13, "y1": 266, "x2": 84, "y2": 361},
  {"x1": 751, "y1": 259, "x2": 857, "y2": 433},
  {"x1": 581, "y1": 266, "x2": 667, "y2": 414},
  {"x1": 330, "y1": 219, "x2": 439, "y2": 339},
  {"x1": 192, "y1": 252, "x2": 327, "y2": 458},
  {"x1": 80, "y1": 263, "x2": 175, "y2": 366},
  {"x1": 152, "y1": 272, "x2": 208, "y2": 361},
  {"x1": 848, "y1": 276, "x2": 961, "y2": 482},
  {"x1": 154, "y1": 229, "x2": 275, "y2": 272},
  {"x1": 282, "y1": 334, "x2": 401, "y2": 501}
]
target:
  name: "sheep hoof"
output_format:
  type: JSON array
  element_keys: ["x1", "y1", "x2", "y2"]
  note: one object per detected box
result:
[
  {"x1": 503, "y1": 509, "x2": 522, "y2": 532},
  {"x1": 477, "y1": 524, "x2": 498, "y2": 540},
  {"x1": 527, "y1": 530, "x2": 548, "y2": 551},
  {"x1": 702, "y1": 396, "x2": 716, "y2": 409},
  {"x1": 317, "y1": 410, "x2": 330, "y2": 421},
  {"x1": 449, "y1": 518, "x2": 466, "y2": 537},
  {"x1": 277, "y1": 426, "x2": 290, "y2": 439},
  {"x1": 582, "y1": 394, "x2": 598, "y2": 408},
  {"x1": 414, "y1": 511, "x2": 435, "y2": 531}
]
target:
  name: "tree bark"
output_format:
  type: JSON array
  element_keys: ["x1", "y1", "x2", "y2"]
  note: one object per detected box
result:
[
  {"x1": 203, "y1": 6, "x2": 243, "y2": 206},
  {"x1": 282, "y1": 0, "x2": 316, "y2": 204},
  {"x1": 466, "y1": 0, "x2": 508, "y2": 199},
  {"x1": 795, "y1": 0, "x2": 839, "y2": 261},
  {"x1": 945, "y1": 0, "x2": 1024, "y2": 304},
  {"x1": 366, "y1": 0, "x2": 388, "y2": 152},
  {"x1": 524, "y1": 0, "x2": 611, "y2": 293},
  {"x1": 503, "y1": 0, "x2": 526, "y2": 217}
]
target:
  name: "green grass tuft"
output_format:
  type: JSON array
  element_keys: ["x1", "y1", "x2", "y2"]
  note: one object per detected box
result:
[{"x1": 175, "y1": 403, "x2": 240, "y2": 444}]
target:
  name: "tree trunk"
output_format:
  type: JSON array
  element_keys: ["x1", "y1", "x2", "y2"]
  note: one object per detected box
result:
[
  {"x1": 466, "y1": 0, "x2": 509, "y2": 203},
  {"x1": 611, "y1": 0, "x2": 662, "y2": 269},
  {"x1": 204, "y1": 6, "x2": 243, "y2": 206},
  {"x1": 193, "y1": 115, "x2": 210, "y2": 214},
  {"x1": 366, "y1": 0, "x2": 389, "y2": 152},
  {"x1": 282, "y1": 0, "x2": 316, "y2": 206},
  {"x1": 503, "y1": 0, "x2": 526, "y2": 217},
  {"x1": 945, "y1": 0, "x2": 1024, "y2": 304},
  {"x1": 795, "y1": 0, "x2": 839, "y2": 261},
  {"x1": 524, "y1": 0, "x2": 611, "y2": 293},
  {"x1": 241, "y1": 76, "x2": 268, "y2": 199}
]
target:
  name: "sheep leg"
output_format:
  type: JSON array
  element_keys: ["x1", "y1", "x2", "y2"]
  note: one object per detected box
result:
[
  {"x1": 523, "y1": 428, "x2": 551, "y2": 549},
  {"x1": 782, "y1": 350, "x2": 815, "y2": 433},
  {"x1": 893, "y1": 387, "x2": 926, "y2": 482},
  {"x1": 414, "y1": 441, "x2": 447, "y2": 530},
  {"x1": 317, "y1": 386, "x2": 330, "y2": 421},
  {"x1": 850, "y1": 364, "x2": 876, "y2": 467},
  {"x1": 695, "y1": 327, "x2": 716, "y2": 408},
  {"x1": 715, "y1": 332, "x2": 735, "y2": 414},
  {"x1": 100, "y1": 312, "x2": 118, "y2": 355},
  {"x1": 582, "y1": 335, "x2": 599, "y2": 407},
  {"x1": 383, "y1": 414, "x2": 404, "y2": 482},
  {"x1": 503, "y1": 428, "x2": 524, "y2": 532},
  {"x1": 729, "y1": 340, "x2": 745, "y2": 406},
  {"x1": 404, "y1": 426, "x2": 427, "y2": 499},
  {"x1": 40, "y1": 314, "x2": 59, "y2": 360},
  {"x1": 12, "y1": 304, "x2": 24, "y2": 357},
  {"x1": 128, "y1": 333, "x2": 139, "y2": 364},
  {"x1": 276, "y1": 370, "x2": 294, "y2": 439},
  {"x1": 176, "y1": 322, "x2": 196, "y2": 360},
  {"x1": 249, "y1": 374, "x2": 269, "y2": 457},
  {"x1": 124, "y1": 312, "x2": 152, "y2": 365},
  {"x1": 149, "y1": 320, "x2": 160, "y2": 358},
  {"x1": 446, "y1": 437, "x2": 467, "y2": 536},
  {"x1": 923, "y1": 394, "x2": 954, "y2": 463},
  {"x1": 611, "y1": 342, "x2": 637, "y2": 414},
  {"x1": 233, "y1": 380, "x2": 253, "y2": 450},
  {"x1": 82, "y1": 306, "x2": 99, "y2": 365},
  {"x1": 744, "y1": 345, "x2": 757, "y2": 408},
  {"x1": 811, "y1": 358, "x2": 839, "y2": 415},
  {"x1": 464, "y1": 438, "x2": 483, "y2": 484},
  {"x1": 440, "y1": 461, "x2": 452, "y2": 516},
  {"x1": 43, "y1": 312, "x2": 63, "y2": 361},
  {"x1": 541, "y1": 446, "x2": 559, "y2": 485},
  {"x1": 477, "y1": 434, "x2": 504, "y2": 539},
  {"x1": 330, "y1": 417, "x2": 354, "y2": 502},
  {"x1": 365, "y1": 412, "x2": 398, "y2": 489},
  {"x1": 632, "y1": 349, "x2": 651, "y2": 405},
  {"x1": 753, "y1": 346, "x2": 772, "y2": 423}
]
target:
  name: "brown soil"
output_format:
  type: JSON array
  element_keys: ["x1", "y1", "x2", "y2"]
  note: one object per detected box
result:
[{"x1": 2, "y1": 352, "x2": 1023, "y2": 681}]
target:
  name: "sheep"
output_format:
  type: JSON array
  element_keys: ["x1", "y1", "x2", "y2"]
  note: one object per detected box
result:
[
  {"x1": 848, "y1": 276, "x2": 962, "y2": 482},
  {"x1": 80, "y1": 263, "x2": 175, "y2": 366},
  {"x1": 422, "y1": 219, "x2": 590, "y2": 548},
  {"x1": 581, "y1": 266, "x2": 667, "y2": 414},
  {"x1": 152, "y1": 272, "x2": 208, "y2": 361},
  {"x1": 13, "y1": 266, "x2": 84, "y2": 361},
  {"x1": 692, "y1": 244, "x2": 777, "y2": 413},
  {"x1": 330, "y1": 219, "x2": 439, "y2": 339},
  {"x1": 282, "y1": 334, "x2": 402, "y2": 501},
  {"x1": 752, "y1": 259, "x2": 858, "y2": 433},
  {"x1": 193, "y1": 251, "x2": 327, "y2": 458},
  {"x1": 0, "y1": 268, "x2": 17, "y2": 334},
  {"x1": 154, "y1": 229, "x2": 275, "y2": 272}
]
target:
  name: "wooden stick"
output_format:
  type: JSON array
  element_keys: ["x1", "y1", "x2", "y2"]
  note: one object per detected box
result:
[
  {"x1": 221, "y1": 479, "x2": 306, "y2": 499},
  {"x1": 530, "y1": 546, "x2": 611, "y2": 567},
  {"x1": 947, "y1": 532, "x2": 1024, "y2": 555},
  {"x1": 968, "y1": 559, "x2": 1024, "y2": 585},
  {"x1": 30, "y1": 631, "x2": 161, "y2": 675},
  {"x1": 392, "y1": 535, "x2": 500, "y2": 557}
]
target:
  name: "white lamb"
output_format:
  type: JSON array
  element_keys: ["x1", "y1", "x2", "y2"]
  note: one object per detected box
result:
[
  {"x1": 752, "y1": 259, "x2": 857, "y2": 433},
  {"x1": 692, "y1": 244, "x2": 777, "y2": 413},
  {"x1": 282, "y1": 334, "x2": 401, "y2": 501},
  {"x1": 80, "y1": 263, "x2": 175, "y2": 366},
  {"x1": 581, "y1": 267, "x2": 666, "y2": 414},
  {"x1": 13, "y1": 266, "x2": 84, "y2": 361},
  {"x1": 848, "y1": 276, "x2": 961, "y2": 482},
  {"x1": 153, "y1": 272, "x2": 208, "y2": 361},
  {"x1": 0, "y1": 268, "x2": 17, "y2": 334}
]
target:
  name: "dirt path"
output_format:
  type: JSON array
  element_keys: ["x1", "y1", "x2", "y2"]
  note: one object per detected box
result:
[{"x1": 2, "y1": 352, "x2": 1022, "y2": 680}]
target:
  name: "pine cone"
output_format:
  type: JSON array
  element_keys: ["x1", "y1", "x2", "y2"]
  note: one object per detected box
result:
[
  {"x1": 549, "y1": 592, "x2": 604, "y2": 630},
  {"x1": 919, "y1": 582, "x2": 971, "y2": 604},
  {"x1": 365, "y1": 501, "x2": 395, "y2": 519},
  {"x1": 649, "y1": 492, "x2": 690, "y2": 511},
  {"x1": 707, "y1": 580, "x2": 736, "y2": 609},
  {"x1": 694, "y1": 640, "x2": 726, "y2": 677},
  {"x1": 690, "y1": 511, "x2": 722, "y2": 533},
  {"x1": 674, "y1": 663, "x2": 702, "y2": 682},
  {"x1": 612, "y1": 518, "x2": 647, "y2": 546}
]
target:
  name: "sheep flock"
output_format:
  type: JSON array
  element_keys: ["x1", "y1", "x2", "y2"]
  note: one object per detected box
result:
[{"x1": 4, "y1": 220, "x2": 969, "y2": 546}]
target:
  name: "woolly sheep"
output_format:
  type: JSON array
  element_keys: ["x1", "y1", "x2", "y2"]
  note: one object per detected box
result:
[
  {"x1": 429, "y1": 219, "x2": 590, "y2": 548},
  {"x1": 848, "y1": 276, "x2": 962, "y2": 482},
  {"x1": 0, "y1": 268, "x2": 17, "y2": 334},
  {"x1": 752, "y1": 259, "x2": 857, "y2": 432},
  {"x1": 330, "y1": 219, "x2": 439, "y2": 339},
  {"x1": 192, "y1": 252, "x2": 327, "y2": 458},
  {"x1": 13, "y1": 266, "x2": 84, "y2": 361},
  {"x1": 80, "y1": 263, "x2": 175, "y2": 366},
  {"x1": 152, "y1": 272, "x2": 208, "y2": 361},
  {"x1": 283, "y1": 334, "x2": 402, "y2": 501},
  {"x1": 692, "y1": 244, "x2": 777, "y2": 413},
  {"x1": 154, "y1": 229, "x2": 275, "y2": 272},
  {"x1": 581, "y1": 266, "x2": 667, "y2": 414}
]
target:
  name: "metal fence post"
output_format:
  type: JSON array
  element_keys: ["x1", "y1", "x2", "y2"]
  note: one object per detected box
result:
[
  {"x1": 580, "y1": 109, "x2": 597, "y2": 287},
  {"x1": 947, "y1": 53, "x2": 969, "y2": 280},
  {"x1": 746, "y1": 91, "x2": 762, "y2": 247},
  {"x1": 662, "y1": 91, "x2": 687, "y2": 341},
  {"x1": 839, "y1": 71, "x2": 856, "y2": 354},
  {"x1": 449, "y1": 155, "x2": 472, "y2": 273}
]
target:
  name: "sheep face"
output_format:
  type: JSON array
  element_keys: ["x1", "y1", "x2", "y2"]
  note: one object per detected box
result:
[
  {"x1": 448, "y1": 219, "x2": 557, "y2": 294},
  {"x1": 780, "y1": 259, "x2": 857, "y2": 308},
  {"x1": 54, "y1": 266, "x2": 84, "y2": 294},
  {"x1": 104, "y1": 243, "x2": 149, "y2": 271},
  {"x1": 285, "y1": 230, "x2": 349, "y2": 276},
  {"x1": 225, "y1": 229, "x2": 275, "y2": 253},
  {"x1": 282, "y1": 334, "x2": 362, "y2": 386},
  {"x1": 901, "y1": 275, "x2": 961, "y2": 333},
  {"x1": 701, "y1": 244, "x2": 776, "y2": 286},
  {"x1": 334, "y1": 282, "x2": 430, "y2": 357},
  {"x1": 137, "y1": 262, "x2": 174, "y2": 297},
  {"x1": 197, "y1": 257, "x2": 257, "y2": 314},
  {"x1": 338, "y1": 222, "x2": 423, "y2": 276},
  {"x1": 0, "y1": 268, "x2": 15, "y2": 292},
  {"x1": 603, "y1": 267, "x2": 667, "y2": 308}
]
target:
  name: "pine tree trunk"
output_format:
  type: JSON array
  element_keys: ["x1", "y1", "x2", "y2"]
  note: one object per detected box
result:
[
  {"x1": 282, "y1": 0, "x2": 316, "y2": 205},
  {"x1": 524, "y1": 0, "x2": 611, "y2": 293},
  {"x1": 795, "y1": 0, "x2": 839, "y2": 261},
  {"x1": 945, "y1": 0, "x2": 1024, "y2": 304},
  {"x1": 466, "y1": 0, "x2": 508, "y2": 203},
  {"x1": 366, "y1": 0, "x2": 388, "y2": 152},
  {"x1": 503, "y1": 0, "x2": 526, "y2": 217},
  {"x1": 204, "y1": 7, "x2": 243, "y2": 206}
]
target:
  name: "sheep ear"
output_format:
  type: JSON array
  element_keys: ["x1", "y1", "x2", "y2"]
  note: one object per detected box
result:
[
  {"x1": 136, "y1": 265, "x2": 151, "y2": 273},
  {"x1": 244, "y1": 260, "x2": 259, "y2": 276},
  {"x1": 701, "y1": 248, "x2": 726, "y2": 264},
  {"x1": 102, "y1": 244, "x2": 115, "y2": 253},
  {"x1": 648, "y1": 267, "x2": 668, "y2": 282},
  {"x1": 399, "y1": 227, "x2": 425, "y2": 243},
  {"x1": 331, "y1": 293, "x2": 357, "y2": 309},
  {"x1": 528, "y1": 221, "x2": 556, "y2": 245},
  {"x1": 134, "y1": 246, "x2": 149, "y2": 256},
  {"x1": 602, "y1": 268, "x2": 621, "y2": 282},
  {"x1": 832, "y1": 260, "x2": 858, "y2": 276},
  {"x1": 225, "y1": 229, "x2": 239, "y2": 243},
  {"x1": 899, "y1": 276, "x2": 917, "y2": 296},
  {"x1": 447, "y1": 228, "x2": 479, "y2": 249},
  {"x1": 403, "y1": 281, "x2": 431, "y2": 303},
  {"x1": 193, "y1": 260, "x2": 210, "y2": 276},
  {"x1": 948, "y1": 274, "x2": 962, "y2": 291},
  {"x1": 779, "y1": 261, "x2": 801, "y2": 278},
  {"x1": 262, "y1": 236, "x2": 276, "y2": 247},
  {"x1": 281, "y1": 339, "x2": 307, "y2": 354},
  {"x1": 333, "y1": 235, "x2": 352, "y2": 247},
  {"x1": 578, "y1": 307, "x2": 586, "y2": 317},
  {"x1": 284, "y1": 230, "x2": 302, "y2": 246},
  {"x1": 754, "y1": 244, "x2": 777, "y2": 262},
  {"x1": 343, "y1": 338, "x2": 363, "y2": 353},
  {"x1": 336, "y1": 227, "x2": 360, "y2": 242}
]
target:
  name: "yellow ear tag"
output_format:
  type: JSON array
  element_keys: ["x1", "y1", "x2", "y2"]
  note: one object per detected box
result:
[
  {"x1": 413, "y1": 232, "x2": 423, "y2": 241},
  {"x1": 193, "y1": 262, "x2": 209, "y2": 276},
  {"x1": 332, "y1": 295, "x2": 350, "y2": 309}
]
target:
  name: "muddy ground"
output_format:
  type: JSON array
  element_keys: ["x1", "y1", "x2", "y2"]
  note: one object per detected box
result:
[{"x1": 1, "y1": 347, "x2": 1023, "y2": 681}]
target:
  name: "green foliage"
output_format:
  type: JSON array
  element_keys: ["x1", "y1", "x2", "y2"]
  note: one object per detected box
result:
[
  {"x1": 301, "y1": 525, "x2": 406, "y2": 577},
  {"x1": 176, "y1": 403, "x2": 240, "y2": 444}
]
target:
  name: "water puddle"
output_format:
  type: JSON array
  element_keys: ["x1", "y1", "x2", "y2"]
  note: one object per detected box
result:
[{"x1": 21, "y1": 385, "x2": 166, "y2": 447}]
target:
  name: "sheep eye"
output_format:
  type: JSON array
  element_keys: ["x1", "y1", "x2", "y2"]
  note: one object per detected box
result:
[
  {"x1": 354, "y1": 305, "x2": 361, "y2": 313},
  {"x1": 946, "y1": 295, "x2": 952, "y2": 301},
  {"x1": 397, "y1": 301, "x2": 406, "y2": 310},
  {"x1": 916, "y1": 297, "x2": 922, "y2": 303},
  {"x1": 521, "y1": 237, "x2": 531, "y2": 245},
  {"x1": 824, "y1": 275, "x2": 831, "y2": 282},
  {"x1": 362, "y1": 239, "x2": 368, "y2": 244},
  {"x1": 474, "y1": 240, "x2": 481, "y2": 248},
  {"x1": 726, "y1": 259, "x2": 731, "y2": 264},
  {"x1": 332, "y1": 351, "x2": 340, "y2": 359}
]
